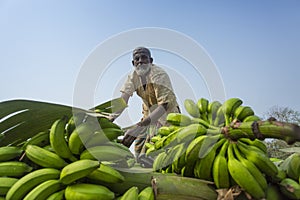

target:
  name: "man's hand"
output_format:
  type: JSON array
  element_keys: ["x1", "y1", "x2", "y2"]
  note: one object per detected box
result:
[{"x1": 121, "y1": 125, "x2": 146, "y2": 147}]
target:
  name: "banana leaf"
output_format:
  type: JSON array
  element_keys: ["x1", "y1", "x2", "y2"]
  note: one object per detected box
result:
[{"x1": 0, "y1": 98, "x2": 127, "y2": 147}]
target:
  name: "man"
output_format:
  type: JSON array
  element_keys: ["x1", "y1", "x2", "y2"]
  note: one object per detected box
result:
[{"x1": 112, "y1": 47, "x2": 180, "y2": 167}]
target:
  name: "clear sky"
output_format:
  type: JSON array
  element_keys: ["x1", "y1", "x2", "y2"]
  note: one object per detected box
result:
[{"x1": 1, "y1": 0, "x2": 300, "y2": 127}]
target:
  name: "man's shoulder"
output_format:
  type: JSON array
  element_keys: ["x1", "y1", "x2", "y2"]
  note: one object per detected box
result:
[{"x1": 150, "y1": 64, "x2": 167, "y2": 75}]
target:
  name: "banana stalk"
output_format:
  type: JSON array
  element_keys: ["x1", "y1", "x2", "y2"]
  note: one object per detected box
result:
[
  {"x1": 224, "y1": 120, "x2": 300, "y2": 144},
  {"x1": 152, "y1": 174, "x2": 217, "y2": 200}
]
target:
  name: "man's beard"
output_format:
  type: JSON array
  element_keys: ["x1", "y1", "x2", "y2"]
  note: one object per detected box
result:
[{"x1": 135, "y1": 63, "x2": 151, "y2": 76}]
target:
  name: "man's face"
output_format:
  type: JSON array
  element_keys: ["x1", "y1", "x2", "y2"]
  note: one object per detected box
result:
[{"x1": 132, "y1": 53, "x2": 151, "y2": 67}]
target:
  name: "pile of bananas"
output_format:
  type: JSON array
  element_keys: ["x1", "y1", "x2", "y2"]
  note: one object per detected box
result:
[
  {"x1": 146, "y1": 97, "x2": 300, "y2": 199},
  {"x1": 0, "y1": 114, "x2": 157, "y2": 199}
]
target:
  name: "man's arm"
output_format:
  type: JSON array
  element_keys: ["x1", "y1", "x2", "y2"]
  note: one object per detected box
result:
[
  {"x1": 137, "y1": 103, "x2": 168, "y2": 126},
  {"x1": 108, "y1": 92, "x2": 130, "y2": 122}
]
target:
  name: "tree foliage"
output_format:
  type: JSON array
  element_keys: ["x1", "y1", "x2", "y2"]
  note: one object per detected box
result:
[{"x1": 263, "y1": 105, "x2": 300, "y2": 159}]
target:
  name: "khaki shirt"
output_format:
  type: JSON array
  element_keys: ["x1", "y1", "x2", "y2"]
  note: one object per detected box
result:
[{"x1": 120, "y1": 64, "x2": 179, "y2": 125}]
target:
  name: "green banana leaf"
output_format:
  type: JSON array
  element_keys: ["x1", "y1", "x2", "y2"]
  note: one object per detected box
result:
[{"x1": 0, "y1": 98, "x2": 127, "y2": 147}]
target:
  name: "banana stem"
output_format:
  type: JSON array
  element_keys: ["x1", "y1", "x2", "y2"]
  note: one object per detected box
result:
[{"x1": 225, "y1": 120, "x2": 300, "y2": 144}]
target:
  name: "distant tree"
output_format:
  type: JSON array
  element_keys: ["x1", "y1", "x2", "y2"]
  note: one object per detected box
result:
[
  {"x1": 263, "y1": 105, "x2": 300, "y2": 125},
  {"x1": 263, "y1": 106, "x2": 300, "y2": 159}
]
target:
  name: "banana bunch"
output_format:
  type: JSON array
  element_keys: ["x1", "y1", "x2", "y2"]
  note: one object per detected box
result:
[
  {"x1": 0, "y1": 113, "x2": 139, "y2": 199},
  {"x1": 147, "y1": 97, "x2": 300, "y2": 199}
]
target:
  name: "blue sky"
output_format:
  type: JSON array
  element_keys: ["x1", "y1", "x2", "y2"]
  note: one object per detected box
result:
[{"x1": 1, "y1": 0, "x2": 300, "y2": 127}]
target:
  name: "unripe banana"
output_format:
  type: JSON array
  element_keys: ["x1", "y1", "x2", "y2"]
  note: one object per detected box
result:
[
  {"x1": 0, "y1": 146, "x2": 23, "y2": 161},
  {"x1": 153, "y1": 151, "x2": 168, "y2": 172},
  {"x1": 227, "y1": 143, "x2": 265, "y2": 199},
  {"x1": 239, "y1": 137, "x2": 267, "y2": 154},
  {"x1": 212, "y1": 140, "x2": 230, "y2": 189},
  {"x1": 60, "y1": 159, "x2": 100, "y2": 185},
  {"x1": 87, "y1": 163, "x2": 125, "y2": 183},
  {"x1": 286, "y1": 153, "x2": 300, "y2": 181},
  {"x1": 68, "y1": 122, "x2": 94, "y2": 155},
  {"x1": 213, "y1": 105, "x2": 225, "y2": 127},
  {"x1": 243, "y1": 115, "x2": 261, "y2": 122},
  {"x1": 237, "y1": 141, "x2": 278, "y2": 177},
  {"x1": 25, "y1": 144, "x2": 68, "y2": 169},
  {"x1": 222, "y1": 97, "x2": 243, "y2": 125},
  {"x1": 97, "y1": 116, "x2": 122, "y2": 129},
  {"x1": 6, "y1": 168, "x2": 61, "y2": 200},
  {"x1": 22, "y1": 130, "x2": 50, "y2": 150},
  {"x1": 194, "y1": 137, "x2": 225, "y2": 181},
  {"x1": 166, "y1": 113, "x2": 192, "y2": 126},
  {"x1": 157, "y1": 126, "x2": 171, "y2": 136},
  {"x1": 176, "y1": 124, "x2": 207, "y2": 143},
  {"x1": 64, "y1": 183, "x2": 115, "y2": 200},
  {"x1": 120, "y1": 186, "x2": 139, "y2": 200},
  {"x1": 279, "y1": 178, "x2": 300, "y2": 199},
  {"x1": 23, "y1": 179, "x2": 63, "y2": 200},
  {"x1": 197, "y1": 97, "x2": 209, "y2": 114},
  {"x1": 85, "y1": 128, "x2": 124, "y2": 148},
  {"x1": 233, "y1": 105, "x2": 255, "y2": 122},
  {"x1": 184, "y1": 99, "x2": 200, "y2": 118},
  {"x1": 185, "y1": 135, "x2": 207, "y2": 163},
  {"x1": 266, "y1": 183, "x2": 284, "y2": 200},
  {"x1": 207, "y1": 100, "x2": 222, "y2": 125},
  {"x1": 0, "y1": 177, "x2": 18, "y2": 195},
  {"x1": 232, "y1": 143, "x2": 268, "y2": 191},
  {"x1": 50, "y1": 117, "x2": 77, "y2": 162},
  {"x1": 46, "y1": 189, "x2": 65, "y2": 200},
  {"x1": 138, "y1": 186, "x2": 155, "y2": 200},
  {"x1": 0, "y1": 161, "x2": 32, "y2": 177},
  {"x1": 80, "y1": 143, "x2": 134, "y2": 162}
]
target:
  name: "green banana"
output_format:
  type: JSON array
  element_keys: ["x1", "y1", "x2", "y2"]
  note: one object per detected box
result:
[
  {"x1": 185, "y1": 135, "x2": 207, "y2": 163},
  {"x1": 266, "y1": 184, "x2": 284, "y2": 200},
  {"x1": 157, "y1": 126, "x2": 171, "y2": 136},
  {"x1": 222, "y1": 97, "x2": 243, "y2": 126},
  {"x1": 227, "y1": 142, "x2": 266, "y2": 199},
  {"x1": 239, "y1": 137, "x2": 268, "y2": 154},
  {"x1": 22, "y1": 130, "x2": 50, "y2": 149},
  {"x1": 64, "y1": 183, "x2": 115, "y2": 200},
  {"x1": 87, "y1": 163, "x2": 125, "y2": 183},
  {"x1": 85, "y1": 128, "x2": 123, "y2": 148},
  {"x1": 279, "y1": 178, "x2": 300, "y2": 199},
  {"x1": 242, "y1": 115, "x2": 261, "y2": 122},
  {"x1": 233, "y1": 105, "x2": 255, "y2": 122},
  {"x1": 25, "y1": 144, "x2": 68, "y2": 169},
  {"x1": 184, "y1": 99, "x2": 200, "y2": 118},
  {"x1": 213, "y1": 105, "x2": 225, "y2": 127},
  {"x1": 166, "y1": 113, "x2": 192, "y2": 126},
  {"x1": 193, "y1": 137, "x2": 225, "y2": 181},
  {"x1": 0, "y1": 177, "x2": 18, "y2": 195},
  {"x1": 153, "y1": 151, "x2": 168, "y2": 172},
  {"x1": 197, "y1": 97, "x2": 209, "y2": 113},
  {"x1": 0, "y1": 161, "x2": 32, "y2": 177},
  {"x1": 23, "y1": 179, "x2": 64, "y2": 200},
  {"x1": 162, "y1": 143, "x2": 185, "y2": 171},
  {"x1": 60, "y1": 159, "x2": 100, "y2": 185},
  {"x1": 80, "y1": 142, "x2": 134, "y2": 162},
  {"x1": 68, "y1": 122, "x2": 94, "y2": 155},
  {"x1": 6, "y1": 168, "x2": 61, "y2": 200},
  {"x1": 97, "y1": 116, "x2": 122, "y2": 129},
  {"x1": 232, "y1": 143, "x2": 268, "y2": 191},
  {"x1": 286, "y1": 153, "x2": 300, "y2": 181},
  {"x1": 212, "y1": 140, "x2": 230, "y2": 189},
  {"x1": 65, "y1": 112, "x2": 86, "y2": 137},
  {"x1": 207, "y1": 100, "x2": 222, "y2": 125},
  {"x1": 50, "y1": 117, "x2": 77, "y2": 162},
  {"x1": 0, "y1": 146, "x2": 23, "y2": 161},
  {"x1": 46, "y1": 189, "x2": 65, "y2": 200},
  {"x1": 138, "y1": 186, "x2": 155, "y2": 200},
  {"x1": 176, "y1": 123, "x2": 207, "y2": 144},
  {"x1": 120, "y1": 186, "x2": 139, "y2": 200},
  {"x1": 237, "y1": 140, "x2": 278, "y2": 177},
  {"x1": 171, "y1": 143, "x2": 188, "y2": 174}
]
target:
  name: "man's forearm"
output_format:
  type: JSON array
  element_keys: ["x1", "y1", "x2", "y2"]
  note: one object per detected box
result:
[{"x1": 138, "y1": 103, "x2": 168, "y2": 126}]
